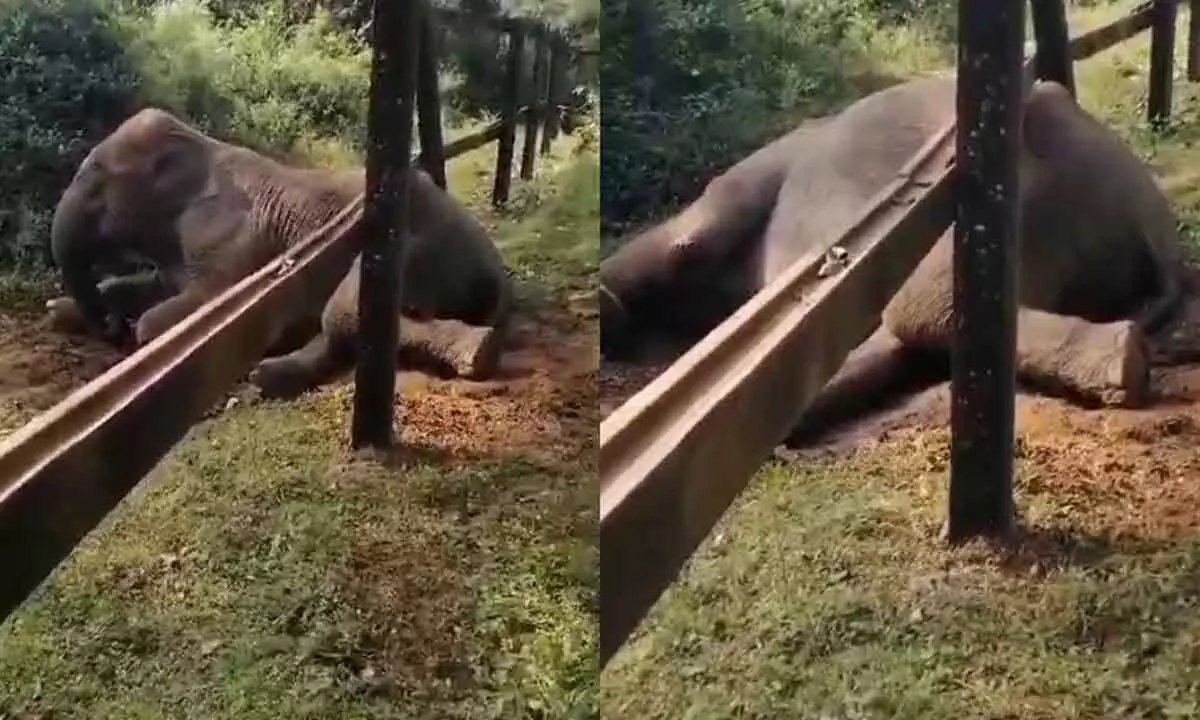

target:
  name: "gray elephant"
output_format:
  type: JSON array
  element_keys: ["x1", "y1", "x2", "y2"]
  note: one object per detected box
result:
[
  {"x1": 46, "y1": 107, "x2": 513, "y2": 399},
  {"x1": 601, "y1": 77, "x2": 1190, "y2": 437}
]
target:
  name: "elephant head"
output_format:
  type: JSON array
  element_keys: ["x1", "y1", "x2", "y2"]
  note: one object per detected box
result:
[{"x1": 50, "y1": 108, "x2": 229, "y2": 336}]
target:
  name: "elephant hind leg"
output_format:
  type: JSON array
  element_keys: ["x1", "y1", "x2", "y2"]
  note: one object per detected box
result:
[
  {"x1": 253, "y1": 311, "x2": 505, "y2": 399},
  {"x1": 1013, "y1": 308, "x2": 1150, "y2": 408},
  {"x1": 785, "y1": 326, "x2": 945, "y2": 447},
  {"x1": 395, "y1": 315, "x2": 505, "y2": 380}
]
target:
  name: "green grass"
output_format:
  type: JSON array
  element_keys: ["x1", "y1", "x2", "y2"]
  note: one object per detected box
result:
[
  {"x1": 0, "y1": 131, "x2": 598, "y2": 719},
  {"x1": 601, "y1": 2, "x2": 1200, "y2": 717}
]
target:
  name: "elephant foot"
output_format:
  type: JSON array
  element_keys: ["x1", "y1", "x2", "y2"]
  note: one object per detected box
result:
[
  {"x1": 46, "y1": 297, "x2": 88, "y2": 335},
  {"x1": 1092, "y1": 320, "x2": 1151, "y2": 408},
  {"x1": 248, "y1": 357, "x2": 319, "y2": 400},
  {"x1": 448, "y1": 324, "x2": 504, "y2": 379},
  {"x1": 46, "y1": 296, "x2": 134, "y2": 348},
  {"x1": 1019, "y1": 313, "x2": 1150, "y2": 408},
  {"x1": 398, "y1": 316, "x2": 504, "y2": 380}
]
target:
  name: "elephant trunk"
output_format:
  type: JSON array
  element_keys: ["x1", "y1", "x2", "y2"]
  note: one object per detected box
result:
[
  {"x1": 50, "y1": 184, "x2": 109, "y2": 332},
  {"x1": 598, "y1": 215, "x2": 703, "y2": 358}
]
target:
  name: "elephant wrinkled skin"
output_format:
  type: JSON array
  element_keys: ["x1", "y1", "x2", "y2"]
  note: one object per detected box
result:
[
  {"x1": 600, "y1": 78, "x2": 1191, "y2": 440},
  {"x1": 47, "y1": 108, "x2": 513, "y2": 398}
]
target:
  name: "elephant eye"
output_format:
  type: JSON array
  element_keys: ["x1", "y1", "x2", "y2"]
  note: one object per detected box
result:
[{"x1": 152, "y1": 151, "x2": 174, "y2": 176}]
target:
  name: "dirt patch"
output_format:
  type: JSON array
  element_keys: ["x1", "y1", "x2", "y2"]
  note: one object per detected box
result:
[
  {"x1": 0, "y1": 310, "x2": 123, "y2": 438},
  {"x1": 314, "y1": 305, "x2": 601, "y2": 464}
]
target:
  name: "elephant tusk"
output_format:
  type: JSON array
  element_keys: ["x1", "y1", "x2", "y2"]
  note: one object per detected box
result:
[{"x1": 599, "y1": 283, "x2": 626, "y2": 321}]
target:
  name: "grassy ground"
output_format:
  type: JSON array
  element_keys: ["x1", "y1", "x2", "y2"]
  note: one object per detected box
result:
[
  {"x1": 0, "y1": 131, "x2": 598, "y2": 719},
  {"x1": 601, "y1": 3, "x2": 1200, "y2": 718}
]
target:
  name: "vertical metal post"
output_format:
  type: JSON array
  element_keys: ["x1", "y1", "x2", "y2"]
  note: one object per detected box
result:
[
  {"x1": 1148, "y1": 0, "x2": 1178, "y2": 128},
  {"x1": 351, "y1": 0, "x2": 419, "y2": 449},
  {"x1": 1031, "y1": 0, "x2": 1075, "y2": 95},
  {"x1": 492, "y1": 24, "x2": 524, "y2": 207},
  {"x1": 416, "y1": 0, "x2": 447, "y2": 190},
  {"x1": 948, "y1": 0, "x2": 1023, "y2": 542},
  {"x1": 520, "y1": 30, "x2": 548, "y2": 180}
]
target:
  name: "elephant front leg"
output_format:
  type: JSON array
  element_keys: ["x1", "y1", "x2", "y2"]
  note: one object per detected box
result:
[
  {"x1": 1013, "y1": 308, "x2": 1150, "y2": 408},
  {"x1": 134, "y1": 288, "x2": 209, "y2": 347},
  {"x1": 47, "y1": 271, "x2": 173, "y2": 346},
  {"x1": 785, "y1": 325, "x2": 944, "y2": 447}
]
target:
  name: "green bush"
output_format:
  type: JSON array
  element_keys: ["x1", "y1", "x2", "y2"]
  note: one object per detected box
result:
[
  {"x1": 0, "y1": 0, "x2": 142, "y2": 268},
  {"x1": 599, "y1": 0, "x2": 864, "y2": 236},
  {"x1": 122, "y1": 0, "x2": 371, "y2": 159},
  {"x1": 599, "y1": 0, "x2": 954, "y2": 237}
]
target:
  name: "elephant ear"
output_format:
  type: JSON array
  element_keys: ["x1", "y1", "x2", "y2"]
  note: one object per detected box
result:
[{"x1": 175, "y1": 165, "x2": 255, "y2": 271}]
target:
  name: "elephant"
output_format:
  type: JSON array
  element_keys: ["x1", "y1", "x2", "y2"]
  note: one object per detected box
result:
[
  {"x1": 599, "y1": 77, "x2": 1191, "y2": 441},
  {"x1": 599, "y1": 112, "x2": 838, "y2": 356},
  {"x1": 45, "y1": 107, "x2": 514, "y2": 399}
]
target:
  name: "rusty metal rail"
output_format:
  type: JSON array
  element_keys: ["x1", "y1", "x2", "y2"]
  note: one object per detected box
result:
[
  {"x1": 0, "y1": 196, "x2": 364, "y2": 621},
  {"x1": 599, "y1": 0, "x2": 1171, "y2": 667}
]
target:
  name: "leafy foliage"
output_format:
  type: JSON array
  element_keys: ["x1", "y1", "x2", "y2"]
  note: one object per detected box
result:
[
  {"x1": 0, "y1": 0, "x2": 142, "y2": 268},
  {"x1": 599, "y1": 0, "x2": 954, "y2": 237},
  {"x1": 121, "y1": 0, "x2": 371, "y2": 157}
]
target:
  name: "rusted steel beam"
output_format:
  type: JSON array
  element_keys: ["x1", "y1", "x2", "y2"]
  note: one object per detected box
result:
[
  {"x1": 599, "y1": 122, "x2": 958, "y2": 666},
  {"x1": 0, "y1": 197, "x2": 366, "y2": 623},
  {"x1": 352, "y1": 0, "x2": 419, "y2": 449},
  {"x1": 492, "y1": 27, "x2": 524, "y2": 207},
  {"x1": 1032, "y1": 0, "x2": 1075, "y2": 94},
  {"x1": 416, "y1": 0, "x2": 447, "y2": 190},
  {"x1": 947, "y1": 0, "x2": 1024, "y2": 542},
  {"x1": 1148, "y1": 0, "x2": 1179, "y2": 128}
]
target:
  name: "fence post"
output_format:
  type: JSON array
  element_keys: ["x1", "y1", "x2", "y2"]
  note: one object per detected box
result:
[
  {"x1": 351, "y1": 0, "x2": 420, "y2": 449},
  {"x1": 492, "y1": 24, "x2": 524, "y2": 207},
  {"x1": 947, "y1": 0, "x2": 1022, "y2": 542},
  {"x1": 1031, "y1": 0, "x2": 1075, "y2": 95},
  {"x1": 1148, "y1": 0, "x2": 1178, "y2": 128},
  {"x1": 1188, "y1": 0, "x2": 1200, "y2": 81},
  {"x1": 521, "y1": 29, "x2": 548, "y2": 180},
  {"x1": 542, "y1": 35, "x2": 564, "y2": 154},
  {"x1": 540, "y1": 36, "x2": 562, "y2": 155},
  {"x1": 416, "y1": 0, "x2": 447, "y2": 190}
]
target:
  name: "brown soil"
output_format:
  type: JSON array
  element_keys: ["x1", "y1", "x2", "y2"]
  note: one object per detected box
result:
[
  {"x1": 0, "y1": 310, "x2": 124, "y2": 439},
  {"x1": 382, "y1": 303, "x2": 598, "y2": 461}
]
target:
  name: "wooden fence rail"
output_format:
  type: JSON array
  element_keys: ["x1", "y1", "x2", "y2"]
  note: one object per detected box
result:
[
  {"x1": 414, "y1": 12, "x2": 574, "y2": 205},
  {"x1": 599, "y1": 0, "x2": 1188, "y2": 666},
  {"x1": 0, "y1": 3, "x2": 578, "y2": 624}
]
